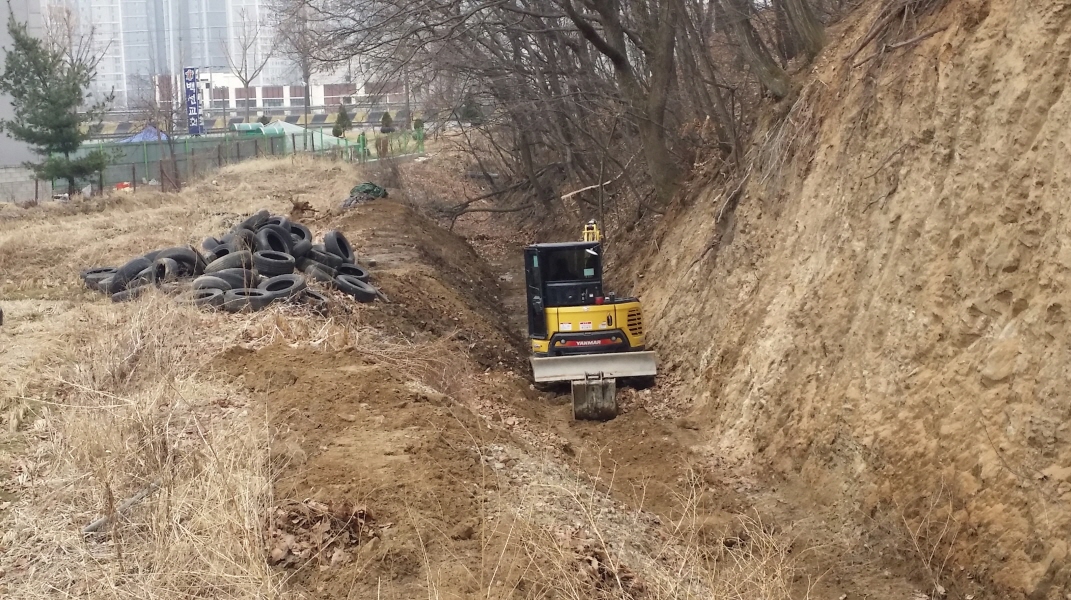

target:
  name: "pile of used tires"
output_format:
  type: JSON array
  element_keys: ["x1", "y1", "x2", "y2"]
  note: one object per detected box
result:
[{"x1": 80, "y1": 210, "x2": 379, "y2": 313}]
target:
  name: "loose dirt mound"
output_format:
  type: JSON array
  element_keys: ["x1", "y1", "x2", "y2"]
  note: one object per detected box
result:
[{"x1": 637, "y1": 1, "x2": 1071, "y2": 597}]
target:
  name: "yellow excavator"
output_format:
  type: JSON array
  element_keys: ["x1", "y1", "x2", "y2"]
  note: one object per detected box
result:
[{"x1": 524, "y1": 221, "x2": 657, "y2": 420}]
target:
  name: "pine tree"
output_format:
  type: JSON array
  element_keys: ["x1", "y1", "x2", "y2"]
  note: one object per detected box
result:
[
  {"x1": 380, "y1": 111, "x2": 393, "y2": 133},
  {"x1": 337, "y1": 104, "x2": 352, "y2": 132},
  {"x1": 0, "y1": 13, "x2": 111, "y2": 196}
]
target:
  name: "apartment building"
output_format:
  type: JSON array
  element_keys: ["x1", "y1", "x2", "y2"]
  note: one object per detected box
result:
[{"x1": 46, "y1": 0, "x2": 297, "y2": 108}]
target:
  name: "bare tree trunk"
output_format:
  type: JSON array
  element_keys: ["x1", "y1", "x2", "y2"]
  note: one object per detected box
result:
[
  {"x1": 784, "y1": 0, "x2": 827, "y2": 59},
  {"x1": 637, "y1": 1, "x2": 681, "y2": 201},
  {"x1": 772, "y1": 0, "x2": 800, "y2": 64},
  {"x1": 721, "y1": 0, "x2": 792, "y2": 99},
  {"x1": 562, "y1": 0, "x2": 681, "y2": 202}
]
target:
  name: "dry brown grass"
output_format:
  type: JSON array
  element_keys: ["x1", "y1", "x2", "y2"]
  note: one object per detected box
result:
[
  {"x1": 1, "y1": 294, "x2": 280, "y2": 598},
  {"x1": 0, "y1": 158, "x2": 372, "y2": 598},
  {"x1": 1, "y1": 156, "x2": 817, "y2": 599}
]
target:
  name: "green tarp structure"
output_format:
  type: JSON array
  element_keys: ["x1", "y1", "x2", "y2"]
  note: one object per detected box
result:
[{"x1": 349, "y1": 182, "x2": 389, "y2": 198}]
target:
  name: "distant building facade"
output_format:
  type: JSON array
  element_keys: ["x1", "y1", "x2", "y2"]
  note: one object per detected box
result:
[
  {"x1": 44, "y1": 0, "x2": 298, "y2": 108},
  {"x1": 0, "y1": 0, "x2": 48, "y2": 201}
]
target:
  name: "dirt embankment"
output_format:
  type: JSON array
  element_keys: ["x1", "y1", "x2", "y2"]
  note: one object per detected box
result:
[{"x1": 638, "y1": 1, "x2": 1071, "y2": 597}]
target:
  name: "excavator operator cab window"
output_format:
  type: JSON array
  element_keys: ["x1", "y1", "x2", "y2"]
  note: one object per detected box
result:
[{"x1": 545, "y1": 247, "x2": 600, "y2": 282}]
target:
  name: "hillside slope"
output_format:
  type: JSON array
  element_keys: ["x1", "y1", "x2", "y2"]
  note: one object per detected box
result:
[{"x1": 640, "y1": 1, "x2": 1071, "y2": 596}]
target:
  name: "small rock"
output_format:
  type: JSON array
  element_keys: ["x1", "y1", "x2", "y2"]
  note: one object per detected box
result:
[
  {"x1": 339, "y1": 414, "x2": 357, "y2": 423},
  {"x1": 451, "y1": 524, "x2": 475, "y2": 541},
  {"x1": 270, "y1": 547, "x2": 288, "y2": 563}
]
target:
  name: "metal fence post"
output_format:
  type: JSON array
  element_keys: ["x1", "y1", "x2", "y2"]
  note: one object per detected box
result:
[
  {"x1": 291, "y1": 133, "x2": 296, "y2": 155},
  {"x1": 132, "y1": 165, "x2": 137, "y2": 192}
]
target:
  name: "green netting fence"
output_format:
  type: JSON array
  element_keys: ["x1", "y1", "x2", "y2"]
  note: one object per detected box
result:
[{"x1": 59, "y1": 128, "x2": 426, "y2": 193}]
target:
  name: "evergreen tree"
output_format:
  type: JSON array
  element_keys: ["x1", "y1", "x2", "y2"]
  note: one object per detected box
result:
[
  {"x1": 0, "y1": 13, "x2": 111, "y2": 196},
  {"x1": 380, "y1": 111, "x2": 394, "y2": 133},
  {"x1": 337, "y1": 104, "x2": 352, "y2": 132}
]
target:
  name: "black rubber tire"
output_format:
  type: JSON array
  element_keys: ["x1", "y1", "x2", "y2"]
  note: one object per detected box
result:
[
  {"x1": 104, "y1": 257, "x2": 153, "y2": 293},
  {"x1": 143, "y1": 249, "x2": 165, "y2": 262},
  {"x1": 237, "y1": 210, "x2": 270, "y2": 232},
  {"x1": 224, "y1": 228, "x2": 256, "y2": 250},
  {"x1": 223, "y1": 288, "x2": 273, "y2": 312},
  {"x1": 96, "y1": 276, "x2": 114, "y2": 294},
  {"x1": 177, "y1": 288, "x2": 225, "y2": 308},
  {"x1": 193, "y1": 275, "x2": 233, "y2": 291},
  {"x1": 304, "y1": 264, "x2": 337, "y2": 284},
  {"x1": 212, "y1": 268, "x2": 259, "y2": 289},
  {"x1": 204, "y1": 244, "x2": 231, "y2": 263},
  {"x1": 133, "y1": 266, "x2": 156, "y2": 288},
  {"x1": 205, "y1": 250, "x2": 254, "y2": 273},
  {"x1": 206, "y1": 242, "x2": 251, "y2": 263},
  {"x1": 152, "y1": 258, "x2": 180, "y2": 285},
  {"x1": 202, "y1": 236, "x2": 223, "y2": 251},
  {"x1": 253, "y1": 251, "x2": 295, "y2": 277},
  {"x1": 306, "y1": 247, "x2": 343, "y2": 270},
  {"x1": 323, "y1": 230, "x2": 355, "y2": 264},
  {"x1": 81, "y1": 267, "x2": 118, "y2": 290},
  {"x1": 334, "y1": 274, "x2": 377, "y2": 302},
  {"x1": 254, "y1": 224, "x2": 294, "y2": 255},
  {"x1": 157, "y1": 281, "x2": 190, "y2": 296},
  {"x1": 336, "y1": 263, "x2": 370, "y2": 283},
  {"x1": 287, "y1": 222, "x2": 313, "y2": 257},
  {"x1": 291, "y1": 237, "x2": 312, "y2": 258},
  {"x1": 295, "y1": 257, "x2": 337, "y2": 274},
  {"x1": 111, "y1": 284, "x2": 149, "y2": 303},
  {"x1": 153, "y1": 246, "x2": 204, "y2": 276},
  {"x1": 258, "y1": 274, "x2": 307, "y2": 300},
  {"x1": 259, "y1": 216, "x2": 290, "y2": 231}
]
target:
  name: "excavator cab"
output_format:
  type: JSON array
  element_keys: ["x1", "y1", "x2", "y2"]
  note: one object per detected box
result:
[{"x1": 524, "y1": 221, "x2": 657, "y2": 419}]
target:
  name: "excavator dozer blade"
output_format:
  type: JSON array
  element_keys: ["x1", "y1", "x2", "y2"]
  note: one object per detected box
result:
[{"x1": 530, "y1": 351, "x2": 657, "y2": 383}]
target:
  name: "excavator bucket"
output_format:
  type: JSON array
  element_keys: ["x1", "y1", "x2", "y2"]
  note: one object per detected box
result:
[
  {"x1": 572, "y1": 377, "x2": 617, "y2": 420},
  {"x1": 530, "y1": 351, "x2": 657, "y2": 383}
]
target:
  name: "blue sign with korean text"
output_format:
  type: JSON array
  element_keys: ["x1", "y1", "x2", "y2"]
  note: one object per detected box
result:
[{"x1": 184, "y1": 67, "x2": 204, "y2": 136}]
